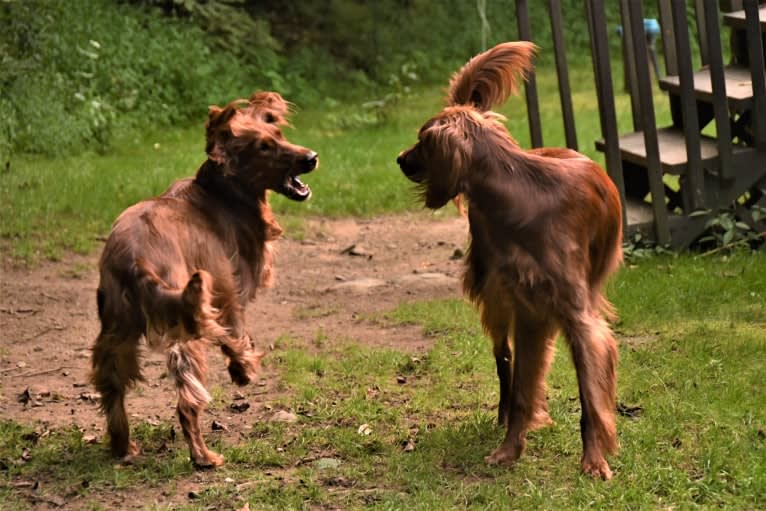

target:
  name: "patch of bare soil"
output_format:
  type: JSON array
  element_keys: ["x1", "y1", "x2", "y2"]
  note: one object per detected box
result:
[{"x1": 0, "y1": 213, "x2": 468, "y2": 508}]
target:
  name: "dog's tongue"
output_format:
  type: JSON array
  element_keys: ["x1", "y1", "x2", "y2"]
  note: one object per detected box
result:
[{"x1": 284, "y1": 175, "x2": 311, "y2": 201}]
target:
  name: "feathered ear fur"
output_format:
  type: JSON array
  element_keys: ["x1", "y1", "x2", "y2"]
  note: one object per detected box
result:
[
  {"x1": 417, "y1": 112, "x2": 476, "y2": 208},
  {"x1": 446, "y1": 41, "x2": 537, "y2": 111},
  {"x1": 248, "y1": 91, "x2": 291, "y2": 125},
  {"x1": 205, "y1": 104, "x2": 238, "y2": 164}
]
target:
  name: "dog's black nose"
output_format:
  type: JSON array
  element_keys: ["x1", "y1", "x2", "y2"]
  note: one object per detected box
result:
[
  {"x1": 396, "y1": 153, "x2": 404, "y2": 166},
  {"x1": 305, "y1": 151, "x2": 318, "y2": 170}
]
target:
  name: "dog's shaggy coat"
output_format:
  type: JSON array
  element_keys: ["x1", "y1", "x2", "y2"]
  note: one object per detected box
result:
[
  {"x1": 92, "y1": 91, "x2": 317, "y2": 467},
  {"x1": 397, "y1": 42, "x2": 623, "y2": 479}
]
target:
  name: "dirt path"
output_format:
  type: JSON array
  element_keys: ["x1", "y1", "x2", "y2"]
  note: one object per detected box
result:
[{"x1": 0, "y1": 214, "x2": 469, "y2": 453}]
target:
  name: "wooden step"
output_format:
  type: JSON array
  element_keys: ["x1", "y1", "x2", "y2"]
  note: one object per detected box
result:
[
  {"x1": 625, "y1": 197, "x2": 655, "y2": 228},
  {"x1": 595, "y1": 127, "x2": 720, "y2": 175},
  {"x1": 658, "y1": 65, "x2": 753, "y2": 113},
  {"x1": 723, "y1": 5, "x2": 766, "y2": 31}
]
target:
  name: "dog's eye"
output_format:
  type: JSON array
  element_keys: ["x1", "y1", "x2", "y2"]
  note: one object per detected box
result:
[
  {"x1": 258, "y1": 141, "x2": 271, "y2": 152},
  {"x1": 265, "y1": 113, "x2": 276, "y2": 123}
]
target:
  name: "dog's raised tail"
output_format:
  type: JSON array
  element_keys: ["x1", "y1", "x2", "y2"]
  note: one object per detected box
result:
[
  {"x1": 134, "y1": 259, "x2": 228, "y2": 342},
  {"x1": 446, "y1": 41, "x2": 537, "y2": 111}
]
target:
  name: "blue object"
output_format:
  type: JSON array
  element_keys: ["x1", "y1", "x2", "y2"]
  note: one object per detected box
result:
[
  {"x1": 615, "y1": 18, "x2": 662, "y2": 80},
  {"x1": 616, "y1": 18, "x2": 661, "y2": 40}
]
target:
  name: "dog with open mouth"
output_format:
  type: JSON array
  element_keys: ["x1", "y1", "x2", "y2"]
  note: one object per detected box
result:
[
  {"x1": 91, "y1": 91, "x2": 317, "y2": 468},
  {"x1": 397, "y1": 42, "x2": 623, "y2": 479}
]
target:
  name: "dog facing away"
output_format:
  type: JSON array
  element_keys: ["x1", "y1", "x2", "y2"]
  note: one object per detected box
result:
[
  {"x1": 92, "y1": 91, "x2": 318, "y2": 468},
  {"x1": 396, "y1": 42, "x2": 623, "y2": 479}
]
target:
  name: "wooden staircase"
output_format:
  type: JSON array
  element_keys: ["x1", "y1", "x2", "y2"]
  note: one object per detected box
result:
[
  {"x1": 589, "y1": 0, "x2": 766, "y2": 248},
  {"x1": 512, "y1": 0, "x2": 766, "y2": 249}
]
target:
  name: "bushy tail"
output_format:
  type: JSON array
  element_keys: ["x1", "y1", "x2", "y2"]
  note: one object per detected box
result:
[
  {"x1": 134, "y1": 259, "x2": 227, "y2": 342},
  {"x1": 446, "y1": 41, "x2": 537, "y2": 111}
]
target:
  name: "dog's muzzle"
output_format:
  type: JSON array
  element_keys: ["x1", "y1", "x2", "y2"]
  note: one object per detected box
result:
[
  {"x1": 283, "y1": 151, "x2": 318, "y2": 202},
  {"x1": 396, "y1": 151, "x2": 421, "y2": 180}
]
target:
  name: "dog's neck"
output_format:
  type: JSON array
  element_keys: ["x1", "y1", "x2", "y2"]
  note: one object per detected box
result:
[{"x1": 194, "y1": 159, "x2": 266, "y2": 212}]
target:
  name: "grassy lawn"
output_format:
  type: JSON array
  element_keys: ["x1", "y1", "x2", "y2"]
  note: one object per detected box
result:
[
  {"x1": 3, "y1": 55, "x2": 764, "y2": 509},
  {"x1": 1, "y1": 252, "x2": 765, "y2": 509}
]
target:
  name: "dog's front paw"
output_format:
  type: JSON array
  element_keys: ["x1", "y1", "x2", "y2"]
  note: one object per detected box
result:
[
  {"x1": 581, "y1": 456, "x2": 613, "y2": 480},
  {"x1": 192, "y1": 450, "x2": 225, "y2": 469},
  {"x1": 118, "y1": 440, "x2": 141, "y2": 464},
  {"x1": 484, "y1": 441, "x2": 524, "y2": 466}
]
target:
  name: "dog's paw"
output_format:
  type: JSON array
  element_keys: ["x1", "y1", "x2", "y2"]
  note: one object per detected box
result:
[
  {"x1": 117, "y1": 440, "x2": 141, "y2": 464},
  {"x1": 484, "y1": 442, "x2": 523, "y2": 466},
  {"x1": 581, "y1": 457, "x2": 613, "y2": 480},
  {"x1": 192, "y1": 450, "x2": 225, "y2": 469}
]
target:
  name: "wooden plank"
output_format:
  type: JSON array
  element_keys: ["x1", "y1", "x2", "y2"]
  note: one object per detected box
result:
[
  {"x1": 671, "y1": 0, "x2": 705, "y2": 209},
  {"x1": 548, "y1": 0, "x2": 578, "y2": 150},
  {"x1": 745, "y1": 0, "x2": 766, "y2": 149},
  {"x1": 585, "y1": 0, "x2": 627, "y2": 229},
  {"x1": 515, "y1": 0, "x2": 543, "y2": 148},
  {"x1": 595, "y1": 127, "x2": 721, "y2": 173},
  {"x1": 703, "y1": 0, "x2": 734, "y2": 180},
  {"x1": 723, "y1": 5, "x2": 766, "y2": 30},
  {"x1": 628, "y1": 1, "x2": 670, "y2": 245},
  {"x1": 625, "y1": 197, "x2": 656, "y2": 226},
  {"x1": 658, "y1": 65, "x2": 754, "y2": 112}
]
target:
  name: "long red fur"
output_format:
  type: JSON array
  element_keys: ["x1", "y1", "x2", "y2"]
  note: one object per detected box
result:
[{"x1": 91, "y1": 91, "x2": 317, "y2": 468}]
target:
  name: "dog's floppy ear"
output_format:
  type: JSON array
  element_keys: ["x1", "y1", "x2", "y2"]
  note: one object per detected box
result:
[
  {"x1": 205, "y1": 104, "x2": 238, "y2": 164},
  {"x1": 446, "y1": 41, "x2": 537, "y2": 112},
  {"x1": 417, "y1": 117, "x2": 474, "y2": 208}
]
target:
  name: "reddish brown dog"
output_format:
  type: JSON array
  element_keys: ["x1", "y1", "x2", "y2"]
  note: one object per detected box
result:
[
  {"x1": 92, "y1": 91, "x2": 318, "y2": 468},
  {"x1": 397, "y1": 42, "x2": 623, "y2": 479}
]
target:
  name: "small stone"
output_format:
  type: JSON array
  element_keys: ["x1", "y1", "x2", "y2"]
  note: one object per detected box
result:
[{"x1": 271, "y1": 410, "x2": 298, "y2": 423}]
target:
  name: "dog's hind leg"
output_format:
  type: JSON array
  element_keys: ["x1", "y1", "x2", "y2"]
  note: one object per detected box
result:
[
  {"x1": 91, "y1": 329, "x2": 143, "y2": 460},
  {"x1": 486, "y1": 309, "x2": 557, "y2": 466},
  {"x1": 562, "y1": 311, "x2": 618, "y2": 480},
  {"x1": 167, "y1": 340, "x2": 223, "y2": 468}
]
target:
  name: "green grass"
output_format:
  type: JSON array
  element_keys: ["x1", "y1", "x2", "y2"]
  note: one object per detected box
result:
[
  {"x1": 0, "y1": 62, "x2": 669, "y2": 263},
  {"x1": 2, "y1": 252, "x2": 765, "y2": 510}
]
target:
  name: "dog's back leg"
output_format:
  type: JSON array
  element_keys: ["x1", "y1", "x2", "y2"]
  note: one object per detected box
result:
[
  {"x1": 91, "y1": 326, "x2": 143, "y2": 460},
  {"x1": 562, "y1": 311, "x2": 619, "y2": 480},
  {"x1": 167, "y1": 339, "x2": 223, "y2": 468},
  {"x1": 486, "y1": 309, "x2": 557, "y2": 466}
]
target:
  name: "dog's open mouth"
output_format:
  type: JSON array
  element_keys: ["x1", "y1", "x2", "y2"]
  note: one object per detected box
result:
[
  {"x1": 283, "y1": 174, "x2": 311, "y2": 201},
  {"x1": 281, "y1": 151, "x2": 318, "y2": 202}
]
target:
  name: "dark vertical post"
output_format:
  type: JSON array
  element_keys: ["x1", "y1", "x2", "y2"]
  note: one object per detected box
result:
[
  {"x1": 619, "y1": 0, "x2": 642, "y2": 131},
  {"x1": 629, "y1": 0, "x2": 671, "y2": 244},
  {"x1": 671, "y1": 0, "x2": 705, "y2": 209},
  {"x1": 745, "y1": 0, "x2": 766, "y2": 149},
  {"x1": 585, "y1": 0, "x2": 627, "y2": 230},
  {"x1": 548, "y1": 0, "x2": 578, "y2": 150},
  {"x1": 658, "y1": 0, "x2": 679, "y2": 76},
  {"x1": 516, "y1": 0, "x2": 543, "y2": 148},
  {"x1": 703, "y1": 0, "x2": 733, "y2": 181},
  {"x1": 696, "y1": 0, "x2": 710, "y2": 65}
]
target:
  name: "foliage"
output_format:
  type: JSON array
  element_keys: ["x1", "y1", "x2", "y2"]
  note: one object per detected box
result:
[
  {"x1": 1, "y1": 0, "x2": 610, "y2": 161},
  {"x1": 699, "y1": 208, "x2": 766, "y2": 250},
  {"x1": 0, "y1": 0, "x2": 274, "y2": 161}
]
